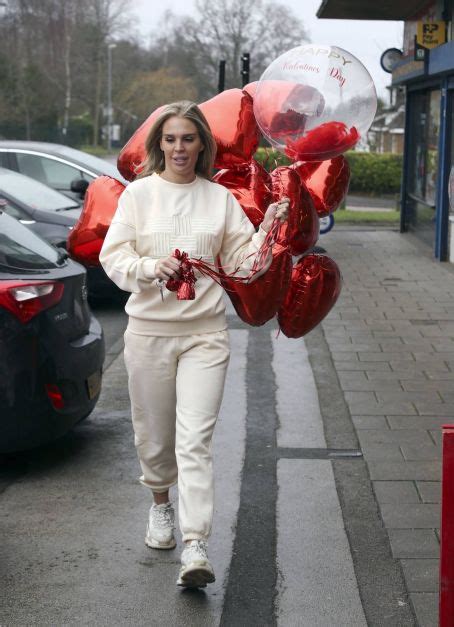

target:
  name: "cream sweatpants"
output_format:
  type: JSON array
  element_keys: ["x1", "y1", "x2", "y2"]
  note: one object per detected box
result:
[{"x1": 123, "y1": 328, "x2": 230, "y2": 542}]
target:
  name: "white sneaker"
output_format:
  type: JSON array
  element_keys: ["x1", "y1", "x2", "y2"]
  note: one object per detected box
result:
[
  {"x1": 177, "y1": 540, "x2": 215, "y2": 588},
  {"x1": 145, "y1": 502, "x2": 176, "y2": 550}
]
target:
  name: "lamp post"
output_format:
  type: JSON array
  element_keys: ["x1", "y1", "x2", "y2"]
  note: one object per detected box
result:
[{"x1": 107, "y1": 42, "x2": 116, "y2": 152}]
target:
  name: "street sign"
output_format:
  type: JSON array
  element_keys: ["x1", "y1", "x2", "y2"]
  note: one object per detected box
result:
[{"x1": 416, "y1": 21, "x2": 446, "y2": 49}]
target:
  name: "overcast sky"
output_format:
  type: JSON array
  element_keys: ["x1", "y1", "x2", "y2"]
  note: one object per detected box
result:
[{"x1": 131, "y1": 0, "x2": 404, "y2": 101}]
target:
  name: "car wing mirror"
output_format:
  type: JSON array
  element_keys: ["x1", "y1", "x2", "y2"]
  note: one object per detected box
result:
[{"x1": 70, "y1": 178, "x2": 90, "y2": 197}]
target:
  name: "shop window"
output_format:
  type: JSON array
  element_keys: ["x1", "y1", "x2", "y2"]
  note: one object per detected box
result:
[
  {"x1": 425, "y1": 91, "x2": 441, "y2": 205},
  {"x1": 406, "y1": 89, "x2": 441, "y2": 248},
  {"x1": 408, "y1": 90, "x2": 441, "y2": 205}
]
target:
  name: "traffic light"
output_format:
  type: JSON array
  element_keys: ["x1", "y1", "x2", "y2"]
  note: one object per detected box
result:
[
  {"x1": 241, "y1": 52, "x2": 250, "y2": 87},
  {"x1": 218, "y1": 59, "x2": 226, "y2": 93}
]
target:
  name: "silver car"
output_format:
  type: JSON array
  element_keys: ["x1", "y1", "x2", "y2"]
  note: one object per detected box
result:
[{"x1": 0, "y1": 140, "x2": 126, "y2": 204}]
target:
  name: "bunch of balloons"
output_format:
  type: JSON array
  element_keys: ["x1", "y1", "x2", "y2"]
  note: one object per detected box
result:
[{"x1": 68, "y1": 44, "x2": 377, "y2": 338}]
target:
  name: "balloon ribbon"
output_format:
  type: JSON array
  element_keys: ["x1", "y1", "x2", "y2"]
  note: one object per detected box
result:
[{"x1": 165, "y1": 220, "x2": 280, "y2": 300}]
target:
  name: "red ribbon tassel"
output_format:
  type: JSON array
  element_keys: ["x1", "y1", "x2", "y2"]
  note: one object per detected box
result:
[
  {"x1": 165, "y1": 250, "x2": 197, "y2": 300},
  {"x1": 164, "y1": 222, "x2": 280, "y2": 300}
]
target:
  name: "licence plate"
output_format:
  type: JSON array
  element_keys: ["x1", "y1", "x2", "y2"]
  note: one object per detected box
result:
[{"x1": 86, "y1": 370, "x2": 101, "y2": 400}]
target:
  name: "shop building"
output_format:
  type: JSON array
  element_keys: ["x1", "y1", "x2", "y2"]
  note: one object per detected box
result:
[{"x1": 317, "y1": 0, "x2": 454, "y2": 260}]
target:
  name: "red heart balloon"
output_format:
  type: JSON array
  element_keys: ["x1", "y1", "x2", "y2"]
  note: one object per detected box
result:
[
  {"x1": 271, "y1": 166, "x2": 319, "y2": 256},
  {"x1": 213, "y1": 160, "x2": 272, "y2": 228},
  {"x1": 253, "y1": 80, "x2": 325, "y2": 140},
  {"x1": 292, "y1": 156, "x2": 350, "y2": 217},
  {"x1": 285, "y1": 121, "x2": 359, "y2": 162},
  {"x1": 117, "y1": 106, "x2": 166, "y2": 181},
  {"x1": 200, "y1": 89, "x2": 260, "y2": 169},
  {"x1": 242, "y1": 81, "x2": 258, "y2": 99},
  {"x1": 117, "y1": 90, "x2": 260, "y2": 181},
  {"x1": 67, "y1": 176, "x2": 125, "y2": 266},
  {"x1": 219, "y1": 242, "x2": 292, "y2": 326},
  {"x1": 278, "y1": 254, "x2": 342, "y2": 338}
]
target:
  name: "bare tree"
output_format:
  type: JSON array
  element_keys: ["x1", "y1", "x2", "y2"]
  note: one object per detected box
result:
[
  {"x1": 150, "y1": 0, "x2": 309, "y2": 100},
  {"x1": 0, "y1": 0, "x2": 308, "y2": 145},
  {"x1": 0, "y1": 0, "x2": 133, "y2": 144},
  {"x1": 80, "y1": 0, "x2": 132, "y2": 145}
]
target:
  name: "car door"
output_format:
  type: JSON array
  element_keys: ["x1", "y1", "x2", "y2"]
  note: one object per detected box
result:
[
  {"x1": 12, "y1": 152, "x2": 94, "y2": 201},
  {"x1": 0, "y1": 151, "x2": 14, "y2": 169},
  {"x1": 0, "y1": 196, "x2": 69, "y2": 247}
]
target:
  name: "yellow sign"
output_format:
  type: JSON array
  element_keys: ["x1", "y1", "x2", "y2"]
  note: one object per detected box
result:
[{"x1": 416, "y1": 21, "x2": 446, "y2": 49}]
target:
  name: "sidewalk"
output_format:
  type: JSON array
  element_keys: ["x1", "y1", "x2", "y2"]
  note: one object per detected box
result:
[
  {"x1": 346, "y1": 194, "x2": 398, "y2": 212},
  {"x1": 318, "y1": 223, "x2": 454, "y2": 626},
  {"x1": 2, "y1": 215, "x2": 450, "y2": 625}
]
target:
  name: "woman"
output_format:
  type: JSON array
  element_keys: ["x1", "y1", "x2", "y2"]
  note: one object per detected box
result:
[{"x1": 100, "y1": 101, "x2": 288, "y2": 589}]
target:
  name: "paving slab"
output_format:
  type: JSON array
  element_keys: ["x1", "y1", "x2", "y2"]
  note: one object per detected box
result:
[
  {"x1": 373, "y1": 481, "x2": 420, "y2": 504},
  {"x1": 277, "y1": 460, "x2": 367, "y2": 627},
  {"x1": 357, "y1": 429, "x2": 432, "y2": 445},
  {"x1": 388, "y1": 529, "x2": 439, "y2": 559},
  {"x1": 380, "y1": 503, "x2": 440, "y2": 528},
  {"x1": 368, "y1": 461, "x2": 441, "y2": 481},
  {"x1": 352, "y1": 416, "x2": 389, "y2": 429},
  {"x1": 416, "y1": 481, "x2": 442, "y2": 504},
  {"x1": 360, "y1": 443, "x2": 404, "y2": 461},
  {"x1": 400, "y1": 443, "x2": 440, "y2": 461},
  {"x1": 401, "y1": 559, "x2": 439, "y2": 593},
  {"x1": 388, "y1": 416, "x2": 454, "y2": 429},
  {"x1": 409, "y1": 593, "x2": 439, "y2": 627}
]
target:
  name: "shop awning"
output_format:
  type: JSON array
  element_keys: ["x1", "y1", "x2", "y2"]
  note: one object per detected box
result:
[{"x1": 316, "y1": 0, "x2": 431, "y2": 20}]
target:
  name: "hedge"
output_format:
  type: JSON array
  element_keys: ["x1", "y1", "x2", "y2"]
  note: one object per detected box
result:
[
  {"x1": 254, "y1": 147, "x2": 403, "y2": 196},
  {"x1": 345, "y1": 151, "x2": 402, "y2": 196},
  {"x1": 254, "y1": 147, "x2": 292, "y2": 170}
]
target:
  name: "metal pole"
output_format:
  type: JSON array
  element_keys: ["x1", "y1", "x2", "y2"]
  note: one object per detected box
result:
[
  {"x1": 440, "y1": 425, "x2": 454, "y2": 625},
  {"x1": 107, "y1": 43, "x2": 116, "y2": 152},
  {"x1": 434, "y1": 78, "x2": 451, "y2": 261},
  {"x1": 400, "y1": 88, "x2": 411, "y2": 234},
  {"x1": 218, "y1": 60, "x2": 226, "y2": 93}
]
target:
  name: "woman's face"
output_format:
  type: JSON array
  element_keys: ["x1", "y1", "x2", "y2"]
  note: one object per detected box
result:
[{"x1": 159, "y1": 116, "x2": 204, "y2": 183}]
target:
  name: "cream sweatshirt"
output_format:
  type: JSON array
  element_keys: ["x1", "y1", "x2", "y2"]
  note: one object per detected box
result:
[{"x1": 99, "y1": 173, "x2": 269, "y2": 336}]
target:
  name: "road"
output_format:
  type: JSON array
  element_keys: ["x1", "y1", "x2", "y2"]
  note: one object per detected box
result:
[{"x1": 0, "y1": 294, "x2": 414, "y2": 626}]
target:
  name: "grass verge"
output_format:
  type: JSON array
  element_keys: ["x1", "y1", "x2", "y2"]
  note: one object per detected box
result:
[{"x1": 335, "y1": 210, "x2": 400, "y2": 224}]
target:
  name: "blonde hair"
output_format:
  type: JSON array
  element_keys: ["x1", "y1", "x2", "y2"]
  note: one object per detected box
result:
[{"x1": 137, "y1": 101, "x2": 217, "y2": 180}]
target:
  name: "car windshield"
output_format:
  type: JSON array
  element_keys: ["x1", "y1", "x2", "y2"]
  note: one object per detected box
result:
[
  {"x1": 54, "y1": 146, "x2": 123, "y2": 180},
  {"x1": 0, "y1": 168, "x2": 79, "y2": 211},
  {"x1": 0, "y1": 212, "x2": 60, "y2": 270}
]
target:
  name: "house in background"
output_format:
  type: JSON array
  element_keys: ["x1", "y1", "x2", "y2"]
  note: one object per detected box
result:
[
  {"x1": 368, "y1": 86, "x2": 405, "y2": 154},
  {"x1": 317, "y1": 0, "x2": 454, "y2": 261}
]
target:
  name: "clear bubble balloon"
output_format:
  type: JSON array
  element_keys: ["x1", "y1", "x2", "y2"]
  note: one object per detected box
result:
[{"x1": 253, "y1": 44, "x2": 377, "y2": 161}]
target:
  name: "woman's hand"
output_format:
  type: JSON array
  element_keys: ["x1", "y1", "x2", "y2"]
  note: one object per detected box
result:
[
  {"x1": 155, "y1": 256, "x2": 181, "y2": 281},
  {"x1": 261, "y1": 197, "x2": 290, "y2": 233}
]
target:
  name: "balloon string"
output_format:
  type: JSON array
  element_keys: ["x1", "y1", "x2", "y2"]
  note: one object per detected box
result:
[{"x1": 165, "y1": 219, "x2": 282, "y2": 300}]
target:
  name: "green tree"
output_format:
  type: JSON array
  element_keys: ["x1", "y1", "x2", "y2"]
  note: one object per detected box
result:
[{"x1": 116, "y1": 67, "x2": 198, "y2": 139}]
